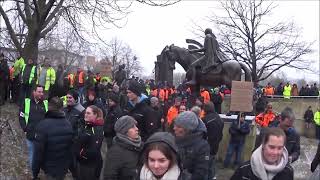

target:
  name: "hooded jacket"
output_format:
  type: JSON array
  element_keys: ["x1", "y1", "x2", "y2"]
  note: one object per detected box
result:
[
  {"x1": 138, "y1": 132, "x2": 191, "y2": 180},
  {"x1": 175, "y1": 123, "x2": 210, "y2": 180},
  {"x1": 125, "y1": 94, "x2": 158, "y2": 141}
]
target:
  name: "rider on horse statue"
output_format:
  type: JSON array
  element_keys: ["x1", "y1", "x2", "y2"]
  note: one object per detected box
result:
[{"x1": 186, "y1": 28, "x2": 227, "y2": 85}]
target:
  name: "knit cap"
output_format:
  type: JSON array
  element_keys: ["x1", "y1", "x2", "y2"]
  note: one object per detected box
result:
[
  {"x1": 108, "y1": 92, "x2": 119, "y2": 104},
  {"x1": 114, "y1": 115, "x2": 137, "y2": 135},
  {"x1": 128, "y1": 80, "x2": 142, "y2": 96},
  {"x1": 174, "y1": 111, "x2": 199, "y2": 131}
]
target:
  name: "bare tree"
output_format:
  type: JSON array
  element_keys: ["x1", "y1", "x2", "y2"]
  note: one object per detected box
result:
[
  {"x1": 38, "y1": 22, "x2": 91, "y2": 72},
  {"x1": 205, "y1": 0, "x2": 315, "y2": 85},
  {"x1": 0, "y1": 0, "x2": 179, "y2": 62},
  {"x1": 100, "y1": 37, "x2": 142, "y2": 78}
]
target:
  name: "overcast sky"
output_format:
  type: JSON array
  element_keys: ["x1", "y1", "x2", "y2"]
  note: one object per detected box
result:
[{"x1": 97, "y1": 1, "x2": 319, "y2": 81}]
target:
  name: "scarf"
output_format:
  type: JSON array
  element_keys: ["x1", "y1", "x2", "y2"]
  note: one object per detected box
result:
[
  {"x1": 115, "y1": 133, "x2": 142, "y2": 148},
  {"x1": 140, "y1": 164, "x2": 180, "y2": 180},
  {"x1": 251, "y1": 145, "x2": 288, "y2": 180}
]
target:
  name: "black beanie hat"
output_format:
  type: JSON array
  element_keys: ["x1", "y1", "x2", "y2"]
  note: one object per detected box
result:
[
  {"x1": 108, "y1": 92, "x2": 119, "y2": 104},
  {"x1": 67, "y1": 90, "x2": 79, "y2": 101},
  {"x1": 128, "y1": 80, "x2": 142, "y2": 96}
]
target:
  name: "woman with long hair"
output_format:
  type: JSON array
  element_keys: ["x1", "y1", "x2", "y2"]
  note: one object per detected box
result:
[
  {"x1": 139, "y1": 132, "x2": 190, "y2": 180},
  {"x1": 77, "y1": 105, "x2": 104, "y2": 180}
]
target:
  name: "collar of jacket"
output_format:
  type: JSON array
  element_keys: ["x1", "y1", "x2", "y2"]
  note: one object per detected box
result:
[
  {"x1": 114, "y1": 136, "x2": 143, "y2": 152},
  {"x1": 176, "y1": 131, "x2": 204, "y2": 147},
  {"x1": 45, "y1": 110, "x2": 65, "y2": 118}
]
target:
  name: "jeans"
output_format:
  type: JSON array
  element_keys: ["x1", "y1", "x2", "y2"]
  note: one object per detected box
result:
[
  {"x1": 224, "y1": 142, "x2": 244, "y2": 167},
  {"x1": 77, "y1": 86, "x2": 85, "y2": 104},
  {"x1": 26, "y1": 139, "x2": 34, "y2": 170},
  {"x1": 208, "y1": 155, "x2": 216, "y2": 179}
]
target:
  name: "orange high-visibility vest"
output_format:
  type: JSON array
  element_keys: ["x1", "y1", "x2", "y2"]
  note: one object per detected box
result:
[
  {"x1": 78, "y1": 71, "x2": 84, "y2": 84},
  {"x1": 163, "y1": 89, "x2": 170, "y2": 101},
  {"x1": 201, "y1": 90, "x2": 211, "y2": 104},
  {"x1": 264, "y1": 86, "x2": 274, "y2": 96},
  {"x1": 255, "y1": 111, "x2": 276, "y2": 127},
  {"x1": 9, "y1": 67, "x2": 15, "y2": 80},
  {"x1": 167, "y1": 106, "x2": 179, "y2": 126},
  {"x1": 68, "y1": 74, "x2": 75, "y2": 88}
]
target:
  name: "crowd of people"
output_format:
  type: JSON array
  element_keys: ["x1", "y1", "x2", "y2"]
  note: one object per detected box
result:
[
  {"x1": 1, "y1": 55, "x2": 320, "y2": 180},
  {"x1": 259, "y1": 82, "x2": 320, "y2": 98}
]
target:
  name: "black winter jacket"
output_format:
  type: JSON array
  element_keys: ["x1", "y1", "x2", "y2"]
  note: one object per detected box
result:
[
  {"x1": 176, "y1": 132, "x2": 210, "y2": 180},
  {"x1": 32, "y1": 111, "x2": 74, "y2": 178},
  {"x1": 125, "y1": 96, "x2": 158, "y2": 141},
  {"x1": 103, "y1": 137, "x2": 142, "y2": 180},
  {"x1": 230, "y1": 161, "x2": 294, "y2": 180},
  {"x1": 311, "y1": 142, "x2": 320, "y2": 172},
  {"x1": 63, "y1": 103, "x2": 85, "y2": 133},
  {"x1": 22, "y1": 64, "x2": 37, "y2": 85},
  {"x1": 103, "y1": 105, "x2": 123, "y2": 138},
  {"x1": 19, "y1": 98, "x2": 47, "y2": 140},
  {"x1": 203, "y1": 112, "x2": 224, "y2": 155},
  {"x1": 304, "y1": 109, "x2": 314, "y2": 123}
]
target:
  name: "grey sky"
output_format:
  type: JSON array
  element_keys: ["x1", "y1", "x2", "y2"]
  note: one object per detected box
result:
[{"x1": 100, "y1": 1, "x2": 319, "y2": 82}]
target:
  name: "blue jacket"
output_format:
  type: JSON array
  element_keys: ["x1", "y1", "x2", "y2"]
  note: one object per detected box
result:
[{"x1": 229, "y1": 120, "x2": 250, "y2": 144}]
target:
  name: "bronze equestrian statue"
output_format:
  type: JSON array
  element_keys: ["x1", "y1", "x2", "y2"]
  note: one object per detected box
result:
[{"x1": 163, "y1": 43, "x2": 252, "y2": 90}]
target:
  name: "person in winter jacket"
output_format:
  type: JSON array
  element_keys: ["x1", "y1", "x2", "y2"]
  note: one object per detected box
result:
[
  {"x1": 314, "y1": 107, "x2": 320, "y2": 140},
  {"x1": 224, "y1": 113, "x2": 250, "y2": 168},
  {"x1": 311, "y1": 142, "x2": 320, "y2": 172},
  {"x1": 255, "y1": 103, "x2": 276, "y2": 127},
  {"x1": 103, "y1": 115, "x2": 143, "y2": 180},
  {"x1": 82, "y1": 89, "x2": 106, "y2": 118},
  {"x1": 211, "y1": 88, "x2": 223, "y2": 114},
  {"x1": 20, "y1": 58, "x2": 37, "y2": 104},
  {"x1": 77, "y1": 105, "x2": 104, "y2": 180},
  {"x1": 255, "y1": 107, "x2": 300, "y2": 164},
  {"x1": 173, "y1": 111, "x2": 210, "y2": 180},
  {"x1": 19, "y1": 85, "x2": 47, "y2": 174},
  {"x1": 150, "y1": 97, "x2": 165, "y2": 131},
  {"x1": 166, "y1": 97, "x2": 182, "y2": 128},
  {"x1": 32, "y1": 97, "x2": 74, "y2": 180},
  {"x1": 63, "y1": 90, "x2": 85, "y2": 179},
  {"x1": 202, "y1": 102, "x2": 224, "y2": 179},
  {"x1": 231, "y1": 127, "x2": 293, "y2": 180},
  {"x1": 64, "y1": 90, "x2": 85, "y2": 132},
  {"x1": 103, "y1": 92, "x2": 123, "y2": 148},
  {"x1": 138, "y1": 132, "x2": 190, "y2": 180},
  {"x1": 125, "y1": 80, "x2": 157, "y2": 141},
  {"x1": 0, "y1": 56, "x2": 9, "y2": 105},
  {"x1": 304, "y1": 106, "x2": 314, "y2": 129}
]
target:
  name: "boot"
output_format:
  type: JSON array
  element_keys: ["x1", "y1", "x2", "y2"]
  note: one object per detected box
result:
[{"x1": 186, "y1": 70, "x2": 197, "y2": 86}]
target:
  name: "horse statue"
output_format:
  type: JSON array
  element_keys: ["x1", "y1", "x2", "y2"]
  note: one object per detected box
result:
[{"x1": 163, "y1": 44, "x2": 252, "y2": 89}]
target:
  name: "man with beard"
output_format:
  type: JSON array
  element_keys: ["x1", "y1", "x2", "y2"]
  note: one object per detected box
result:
[{"x1": 63, "y1": 90, "x2": 85, "y2": 179}]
